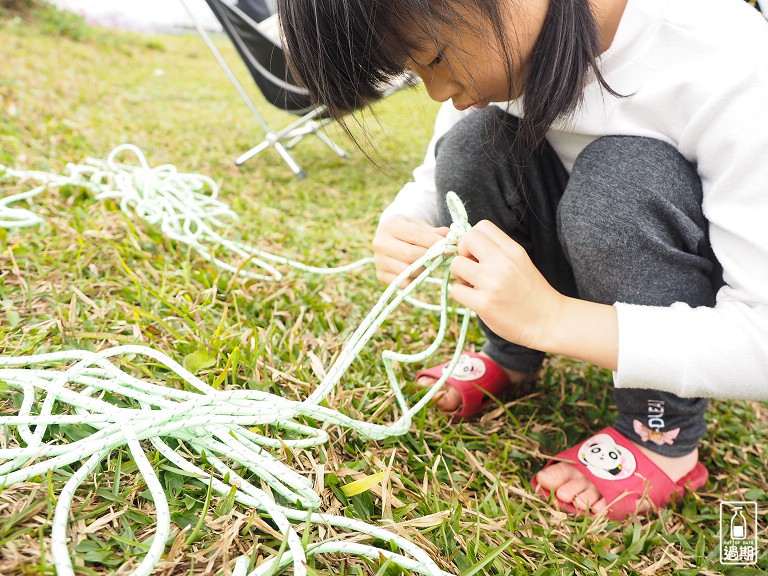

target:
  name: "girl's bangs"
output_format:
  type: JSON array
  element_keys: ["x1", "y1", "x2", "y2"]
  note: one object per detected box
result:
[{"x1": 279, "y1": 0, "x2": 458, "y2": 116}]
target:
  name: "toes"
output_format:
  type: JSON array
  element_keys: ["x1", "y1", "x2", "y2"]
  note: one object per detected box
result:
[
  {"x1": 535, "y1": 458, "x2": 661, "y2": 517},
  {"x1": 571, "y1": 485, "x2": 602, "y2": 511},
  {"x1": 536, "y1": 463, "x2": 609, "y2": 514},
  {"x1": 634, "y1": 495, "x2": 653, "y2": 514},
  {"x1": 535, "y1": 462, "x2": 580, "y2": 491},
  {"x1": 435, "y1": 385, "x2": 462, "y2": 411},
  {"x1": 554, "y1": 476, "x2": 592, "y2": 505},
  {"x1": 418, "y1": 377, "x2": 462, "y2": 411}
]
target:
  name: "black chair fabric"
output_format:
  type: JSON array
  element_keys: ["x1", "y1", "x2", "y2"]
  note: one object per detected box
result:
[
  {"x1": 235, "y1": 0, "x2": 274, "y2": 23},
  {"x1": 204, "y1": 0, "x2": 314, "y2": 114}
]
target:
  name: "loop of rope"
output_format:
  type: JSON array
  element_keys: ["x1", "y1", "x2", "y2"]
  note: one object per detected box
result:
[
  {"x1": 0, "y1": 161, "x2": 474, "y2": 575},
  {"x1": 0, "y1": 144, "x2": 373, "y2": 279}
]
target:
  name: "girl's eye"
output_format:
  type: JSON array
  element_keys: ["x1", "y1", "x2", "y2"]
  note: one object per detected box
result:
[{"x1": 429, "y1": 52, "x2": 445, "y2": 68}]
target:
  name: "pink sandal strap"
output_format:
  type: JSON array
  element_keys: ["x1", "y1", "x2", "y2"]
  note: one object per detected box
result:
[
  {"x1": 532, "y1": 427, "x2": 708, "y2": 520},
  {"x1": 416, "y1": 352, "x2": 510, "y2": 419}
]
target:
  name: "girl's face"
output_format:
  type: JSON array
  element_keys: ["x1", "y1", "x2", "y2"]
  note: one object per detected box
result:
[{"x1": 404, "y1": 1, "x2": 549, "y2": 110}]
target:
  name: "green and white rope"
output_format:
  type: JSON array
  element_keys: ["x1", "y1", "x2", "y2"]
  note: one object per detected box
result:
[
  {"x1": 0, "y1": 144, "x2": 373, "y2": 280},
  {"x1": 0, "y1": 192, "x2": 473, "y2": 576}
]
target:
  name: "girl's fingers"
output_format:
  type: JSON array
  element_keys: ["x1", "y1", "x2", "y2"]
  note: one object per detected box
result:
[
  {"x1": 376, "y1": 268, "x2": 414, "y2": 288},
  {"x1": 387, "y1": 241, "x2": 428, "y2": 264},
  {"x1": 375, "y1": 255, "x2": 433, "y2": 288},
  {"x1": 457, "y1": 227, "x2": 503, "y2": 263},
  {"x1": 458, "y1": 221, "x2": 526, "y2": 265},
  {"x1": 384, "y1": 217, "x2": 448, "y2": 249},
  {"x1": 376, "y1": 218, "x2": 520, "y2": 291},
  {"x1": 448, "y1": 282, "x2": 478, "y2": 310},
  {"x1": 449, "y1": 255, "x2": 482, "y2": 287},
  {"x1": 373, "y1": 231, "x2": 423, "y2": 258},
  {"x1": 472, "y1": 220, "x2": 516, "y2": 248},
  {"x1": 375, "y1": 254, "x2": 414, "y2": 278},
  {"x1": 377, "y1": 271, "x2": 401, "y2": 286},
  {"x1": 470, "y1": 220, "x2": 527, "y2": 260},
  {"x1": 372, "y1": 217, "x2": 461, "y2": 288}
]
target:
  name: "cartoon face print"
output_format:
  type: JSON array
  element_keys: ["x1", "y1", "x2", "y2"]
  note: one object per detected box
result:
[
  {"x1": 441, "y1": 354, "x2": 486, "y2": 381},
  {"x1": 577, "y1": 434, "x2": 637, "y2": 481}
]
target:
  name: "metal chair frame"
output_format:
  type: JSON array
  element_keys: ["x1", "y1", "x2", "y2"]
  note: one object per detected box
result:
[{"x1": 180, "y1": 0, "x2": 347, "y2": 178}]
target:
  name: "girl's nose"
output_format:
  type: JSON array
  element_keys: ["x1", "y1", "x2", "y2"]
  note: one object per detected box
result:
[{"x1": 422, "y1": 74, "x2": 460, "y2": 103}]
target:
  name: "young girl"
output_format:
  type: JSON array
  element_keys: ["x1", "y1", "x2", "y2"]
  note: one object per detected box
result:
[{"x1": 277, "y1": 0, "x2": 768, "y2": 519}]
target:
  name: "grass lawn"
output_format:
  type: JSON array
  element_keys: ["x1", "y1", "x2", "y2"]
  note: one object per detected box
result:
[{"x1": 1, "y1": 6, "x2": 767, "y2": 576}]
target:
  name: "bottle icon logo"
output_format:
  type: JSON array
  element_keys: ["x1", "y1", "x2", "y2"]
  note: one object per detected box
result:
[
  {"x1": 730, "y1": 507, "x2": 747, "y2": 540},
  {"x1": 720, "y1": 501, "x2": 758, "y2": 565}
]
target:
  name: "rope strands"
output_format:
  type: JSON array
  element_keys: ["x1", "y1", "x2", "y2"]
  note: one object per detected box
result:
[
  {"x1": 0, "y1": 144, "x2": 373, "y2": 279},
  {"x1": 0, "y1": 187, "x2": 474, "y2": 575}
]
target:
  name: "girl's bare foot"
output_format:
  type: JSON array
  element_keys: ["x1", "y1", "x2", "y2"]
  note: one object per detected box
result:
[
  {"x1": 535, "y1": 444, "x2": 700, "y2": 513},
  {"x1": 417, "y1": 351, "x2": 530, "y2": 412}
]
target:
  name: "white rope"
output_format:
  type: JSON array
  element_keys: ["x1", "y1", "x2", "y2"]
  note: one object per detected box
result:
[
  {"x1": 0, "y1": 192, "x2": 473, "y2": 576},
  {"x1": 0, "y1": 144, "x2": 373, "y2": 280}
]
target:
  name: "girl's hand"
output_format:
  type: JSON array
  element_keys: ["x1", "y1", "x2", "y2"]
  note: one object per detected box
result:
[
  {"x1": 373, "y1": 215, "x2": 449, "y2": 286},
  {"x1": 449, "y1": 220, "x2": 564, "y2": 352}
]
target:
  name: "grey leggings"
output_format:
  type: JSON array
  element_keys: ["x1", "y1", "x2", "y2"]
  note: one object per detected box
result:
[{"x1": 434, "y1": 107, "x2": 722, "y2": 457}]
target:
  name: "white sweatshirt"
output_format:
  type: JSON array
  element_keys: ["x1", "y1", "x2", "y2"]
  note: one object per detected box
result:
[{"x1": 381, "y1": 0, "x2": 768, "y2": 400}]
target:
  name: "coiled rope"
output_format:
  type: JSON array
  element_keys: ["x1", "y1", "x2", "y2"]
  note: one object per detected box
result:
[
  {"x1": 0, "y1": 149, "x2": 475, "y2": 576},
  {"x1": 0, "y1": 144, "x2": 373, "y2": 279}
]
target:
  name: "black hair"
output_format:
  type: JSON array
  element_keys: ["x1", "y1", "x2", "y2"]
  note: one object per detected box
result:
[{"x1": 278, "y1": 0, "x2": 618, "y2": 147}]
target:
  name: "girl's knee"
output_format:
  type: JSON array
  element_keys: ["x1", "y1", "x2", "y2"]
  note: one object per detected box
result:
[
  {"x1": 558, "y1": 136, "x2": 705, "y2": 254},
  {"x1": 571, "y1": 136, "x2": 700, "y2": 200},
  {"x1": 557, "y1": 136, "x2": 717, "y2": 305}
]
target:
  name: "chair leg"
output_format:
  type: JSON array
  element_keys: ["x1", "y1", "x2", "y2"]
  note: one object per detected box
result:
[
  {"x1": 234, "y1": 140, "x2": 272, "y2": 166},
  {"x1": 273, "y1": 142, "x2": 307, "y2": 179},
  {"x1": 284, "y1": 134, "x2": 304, "y2": 150},
  {"x1": 234, "y1": 112, "x2": 345, "y2": 177},
  {"x1": 234, "y1": 138, "x2": 306, "y2": 178},
  {"x1": 314, "y1": 130, "x2": 350, "y2": 158}
]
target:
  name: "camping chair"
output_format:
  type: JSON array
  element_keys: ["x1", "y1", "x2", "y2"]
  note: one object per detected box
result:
[
  {"x1": 235, "y1": 0, "x2": 274, "y2": 23},
  {"x1": 181, "y1": 0, "x2": 416, "y2": 178}
]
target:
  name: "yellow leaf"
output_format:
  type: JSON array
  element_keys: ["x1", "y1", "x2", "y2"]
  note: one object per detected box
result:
[{"x1": 340, "y1": 471, "x2": 386, "y2": 497}]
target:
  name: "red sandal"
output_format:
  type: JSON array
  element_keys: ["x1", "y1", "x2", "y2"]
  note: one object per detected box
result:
[
  {"x1": 416, "y1": 352, "x2": 527, "y2": 420},
  {"x1": 531, "y1": 427, "x2": 709, "y2": 520}
]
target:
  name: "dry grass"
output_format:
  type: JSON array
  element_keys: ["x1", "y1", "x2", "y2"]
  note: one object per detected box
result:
[{"x1": 0, "y1": 6, "x2": 767, "y2": 576}]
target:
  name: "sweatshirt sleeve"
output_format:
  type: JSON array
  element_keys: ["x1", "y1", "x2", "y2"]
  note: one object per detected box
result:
[
  {"x1": 379, "y1": 102, "x2": 472, "y2": 227},
  {"x1": 613, "y1": 59, "x2": 768, "y2": 401}
]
